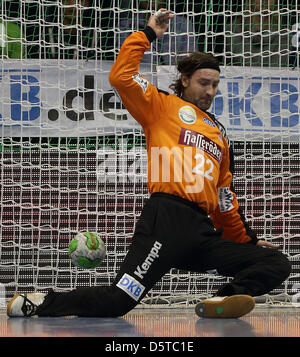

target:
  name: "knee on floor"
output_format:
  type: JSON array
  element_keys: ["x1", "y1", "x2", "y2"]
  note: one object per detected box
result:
[{"x1": 268, "y1": 250, "x2": 291, "y2": 281}]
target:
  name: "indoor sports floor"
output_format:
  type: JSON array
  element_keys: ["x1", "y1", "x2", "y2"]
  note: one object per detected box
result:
[{"x1": 0, "y1": 306, "x2": 299, "y2": 338}]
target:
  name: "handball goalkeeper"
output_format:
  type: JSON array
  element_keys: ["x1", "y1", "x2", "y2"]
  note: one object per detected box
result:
[{"x1": 7, "y1": 9, "x2": 291, "y2": 319}]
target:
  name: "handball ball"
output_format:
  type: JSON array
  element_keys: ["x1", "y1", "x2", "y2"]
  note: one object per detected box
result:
[{"x1": 68, "y1": 232, "x2": 106, "y2": 269}]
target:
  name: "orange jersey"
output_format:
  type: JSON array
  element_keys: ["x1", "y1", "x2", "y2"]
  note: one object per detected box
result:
[{"x1": 109, "y1": 29, "x2": 257, "y2": 244}]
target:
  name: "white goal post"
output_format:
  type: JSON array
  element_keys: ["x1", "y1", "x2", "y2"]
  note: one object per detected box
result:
[{"x1": 0, "y1": 0, "x2": 300, "y2": 307}]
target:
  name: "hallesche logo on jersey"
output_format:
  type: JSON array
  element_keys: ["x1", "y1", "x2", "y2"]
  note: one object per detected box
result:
[
  {"x1": 179, "y1": 127, "x2": 223, "y2": 164},
  {"x1": 178, "y1": 106, "x2": 197, "y2": 124}
]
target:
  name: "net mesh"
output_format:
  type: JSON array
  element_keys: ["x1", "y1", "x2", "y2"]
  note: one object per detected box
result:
[{"x1": 0, "y1": 0, "x2": 300, "y2": 306}]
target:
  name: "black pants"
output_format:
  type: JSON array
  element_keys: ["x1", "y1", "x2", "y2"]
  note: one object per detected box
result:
[{"x1": 37, "y1": 193, "x2": 291, "y2": 317}]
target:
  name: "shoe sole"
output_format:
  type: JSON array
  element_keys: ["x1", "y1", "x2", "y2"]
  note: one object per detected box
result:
[
  {"x1": 195, "y1": 295, "x2": 255, "y2": 318},
  {"x1": 7, "y1": 294, "x2": 22, "y2": 317}
]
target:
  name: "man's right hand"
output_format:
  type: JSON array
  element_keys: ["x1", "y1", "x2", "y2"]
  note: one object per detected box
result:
[{"x1": 147, "y1": 9, "x2": 174, "y2": 39}]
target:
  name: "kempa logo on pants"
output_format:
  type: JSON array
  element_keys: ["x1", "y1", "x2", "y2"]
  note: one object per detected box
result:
[{"x1": 134, "y1": 241, "x2": 162, "y2": 280}]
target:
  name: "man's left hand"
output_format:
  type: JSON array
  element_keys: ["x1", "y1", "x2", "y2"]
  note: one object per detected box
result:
[
  {"x1": 147, "y1": 9, "x2": 174, "y2": 39},
  {"x1": 256, "y1": 239, "x2": 279, "y2": 249}
]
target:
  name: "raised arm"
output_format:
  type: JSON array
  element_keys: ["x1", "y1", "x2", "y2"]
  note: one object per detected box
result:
[{"x1": 109, "y1": 9, "x2": 174, "y2": 128}]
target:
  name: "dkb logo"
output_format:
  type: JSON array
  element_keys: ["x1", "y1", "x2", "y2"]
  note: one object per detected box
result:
[{"x1": 0, "y1": 71, "x2": 128, "y2": 125}]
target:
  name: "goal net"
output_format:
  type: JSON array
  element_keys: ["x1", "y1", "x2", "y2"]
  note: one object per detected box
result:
[{"x1": 0, "y1": 0, "x2": 300, "y2": 307}]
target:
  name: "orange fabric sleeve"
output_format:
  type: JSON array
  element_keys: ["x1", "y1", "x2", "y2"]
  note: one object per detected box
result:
[
  {"x1": 109, "y1": 31, "x2": 168, "y2": 128},
  {"x1": 209, "y1": 137, "x2": 252, "y2": 243}
]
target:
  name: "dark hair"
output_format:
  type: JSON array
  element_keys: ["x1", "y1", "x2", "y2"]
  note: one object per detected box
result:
[{"x1": 169, "y1": 52, "x2": 220, "y2": 97}]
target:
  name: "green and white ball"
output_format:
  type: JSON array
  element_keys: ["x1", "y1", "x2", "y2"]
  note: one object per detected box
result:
[{"x1": 68, "y1": 232, "x2": 106, "y2": 269}]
